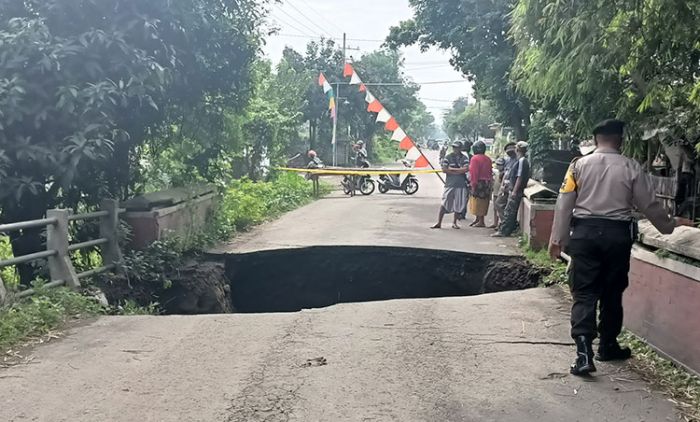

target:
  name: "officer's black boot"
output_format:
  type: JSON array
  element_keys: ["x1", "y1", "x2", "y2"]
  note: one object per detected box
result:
[
  {"x1": 570, "y1": 335, "x2": 596, "y2": 376},
  {"x1": 596, "y1": 340, "x2": 632, "y2": 361}
]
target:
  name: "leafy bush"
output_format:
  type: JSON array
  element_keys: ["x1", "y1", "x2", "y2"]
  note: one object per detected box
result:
[
  {"x1": 520, "y1": 237, "x2": 568, "y2": 286},
  {"x1": 0, "y1": 236, "x2": 18, "y2": 287},
  {"x1": 372, "y1": 136, "x2": 404, "y2": 164},
  {"x1": 0, "y1": 288, "x2": 103, "y2": 350},
  {"x1": 215, "y1": 173, "x2": 326, "y2": 236}
]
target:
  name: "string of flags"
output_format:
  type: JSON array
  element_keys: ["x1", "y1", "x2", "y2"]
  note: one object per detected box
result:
[
  {"x1": 342, "y1": 63, "x2": 430, "y2": 168},
  {"x1": 317, "y1": 72, "x2": 336, "y2": 121}
]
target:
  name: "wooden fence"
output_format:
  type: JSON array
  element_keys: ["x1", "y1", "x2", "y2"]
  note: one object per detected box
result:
[{"x1": 0, "y1": 199, "x2": 122, "y2": 304}]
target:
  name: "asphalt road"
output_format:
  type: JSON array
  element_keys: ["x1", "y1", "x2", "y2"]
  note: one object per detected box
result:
[
  {"x1": 0, "y1": 151, "x2": 680, "y2": 421},
  {"x1": 0, "y1": 290, "x2": 676, "y2": 421},
  {"x1": 212, "y1": 151, "x2": 519, "y2": 256}
]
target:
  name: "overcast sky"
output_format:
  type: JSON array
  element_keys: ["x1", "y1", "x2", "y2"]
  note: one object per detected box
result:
[{"x1": 262, "y1": 0, "x2": 473, "y2": 125}]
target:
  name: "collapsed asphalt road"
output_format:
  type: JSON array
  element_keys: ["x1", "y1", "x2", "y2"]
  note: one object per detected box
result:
[{"x1": 0, "y1": 152, "x2": 680, "y2": 421}]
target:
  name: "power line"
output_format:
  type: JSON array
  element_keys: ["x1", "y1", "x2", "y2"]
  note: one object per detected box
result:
[
  {"x1": 285, "y1": 0, "x2": 338, "y2": 39},
  {"x1": 404, "y1": 65, "x2": 456, "y2": 71},
  {"x1": 276, "y1": 33, "x2": 384, "y2": 43},
  {"x1": 269, "y1": 15, "x2": 316, "y2": 38},
  {"x1": 275, "y1": 7, "x2": 324, "y2": 37},
  {"x1": 359, "y1": 80, "x2": 469, "y2": 86},
  {"x1": 294, "y1": 0, "x2": 347, "y2": 34},
  {"x1": 420, "y1": 98, "x2": 457, "y2": 103}
]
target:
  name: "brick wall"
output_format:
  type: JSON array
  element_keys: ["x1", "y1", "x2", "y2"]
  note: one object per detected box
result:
[{"x1": 624, "y1": 248, "x2": 700, "y2": 375}]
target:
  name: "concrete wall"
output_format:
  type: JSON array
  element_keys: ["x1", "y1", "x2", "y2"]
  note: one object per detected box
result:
[
  {"x1": 123, "y1": 193, "x2": 216, "y2": 249},
  {"x1": 520, "y1": 198, "x2": 555, "y2": 250},
  {"x1": 625, "y1": 246, "x2": 700, "y2": 376}
]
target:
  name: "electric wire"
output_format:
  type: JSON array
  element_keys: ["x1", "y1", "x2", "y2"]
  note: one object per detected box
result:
[
  {"x1": 275, "y1": 7, "x2": 325, "y2": 37},
  {"x1": 285, "y1": 0, "x2": 338, "y2": 39},
  {"x1": 269, "y1": 15, "x2": 316, "y2": 38}
]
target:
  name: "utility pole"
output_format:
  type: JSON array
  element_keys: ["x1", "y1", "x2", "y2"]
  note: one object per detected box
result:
[{"x1": 331, "y1": 33, "x2": 346, "y2": 167}]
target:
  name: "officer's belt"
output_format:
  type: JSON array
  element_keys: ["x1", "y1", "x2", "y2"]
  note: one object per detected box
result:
[{"x1": 571, "y1": 217, "x2": 632, "y2": 229}]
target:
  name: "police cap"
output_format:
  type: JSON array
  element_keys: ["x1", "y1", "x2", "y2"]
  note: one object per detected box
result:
[{"x1": 593, "y1": 119, "x2": 625, "y2": 136}]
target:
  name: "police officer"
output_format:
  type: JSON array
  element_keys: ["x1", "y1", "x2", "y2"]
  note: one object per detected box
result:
[{"x1": 548, "y1": 119, "x2": 676, "y2": 376}]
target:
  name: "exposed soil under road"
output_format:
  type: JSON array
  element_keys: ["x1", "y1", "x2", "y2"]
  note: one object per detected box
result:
[
  {"x1": 223, "y1": 246, "x2": 542, "y2": 313},
  {"x1": 98, "y1": 246, "x2": 542, "y2": 315}
]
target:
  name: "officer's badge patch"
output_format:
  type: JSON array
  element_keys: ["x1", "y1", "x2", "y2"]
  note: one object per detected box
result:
[{"x1": 560, "y1": 168, "x2": 577, "y2": 193}]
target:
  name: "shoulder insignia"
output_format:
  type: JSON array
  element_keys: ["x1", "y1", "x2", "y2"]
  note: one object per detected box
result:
[{"x1": 560, "y1": 162, "x2": 578, "y2": 194}]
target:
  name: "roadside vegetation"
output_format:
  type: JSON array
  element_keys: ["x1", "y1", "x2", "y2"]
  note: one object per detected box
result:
[
  {"x1": 0, "y1": 287, "x2": 156, "y2": 353},
  {"x1": 519, "y1": 238, "x2": 568, "y2": 286}
]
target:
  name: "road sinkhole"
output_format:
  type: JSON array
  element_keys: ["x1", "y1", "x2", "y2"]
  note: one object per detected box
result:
[
  {"x1": 98, "y1": 246, "x2": 543, "y2": 314},
  {"x1": 222, "y1": 246, "x2": 542, "y2": 313}
]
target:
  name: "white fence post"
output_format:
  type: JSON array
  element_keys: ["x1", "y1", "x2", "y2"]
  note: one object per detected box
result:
[
  {"x1": 46, "y1": 209, "x2": 80, "y2": 289},
  {"x1": 99, "y1": 199, "x2": 122, "y2": 270}
]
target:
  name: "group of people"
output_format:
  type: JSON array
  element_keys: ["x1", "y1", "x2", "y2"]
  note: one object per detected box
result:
[{"x1": 432, "y1": 139, "x2": 531, "y2": 235}]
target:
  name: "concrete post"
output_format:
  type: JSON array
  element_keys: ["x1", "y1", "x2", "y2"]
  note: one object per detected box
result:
[
  {"x1": 99, "y1": 199, "x2": 122, "y2": 270},
  {"x1": 0, "y1": 275, "x2": 7, "y2": 306},
  {"x1": 46, "y1": 209, "x2": 80, "y2": 288}
]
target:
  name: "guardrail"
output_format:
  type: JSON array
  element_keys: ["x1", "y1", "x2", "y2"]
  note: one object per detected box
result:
[{"x1": 0, "y1": 199, "x2": 123, "y2": 303}]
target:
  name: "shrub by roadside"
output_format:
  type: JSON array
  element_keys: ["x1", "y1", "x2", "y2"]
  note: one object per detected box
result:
[
  {"x1": 215, "y1": 172, "x2": 330, "y2": 236},
  {"x1": 519, "y1": 238, "x2": 568, "y2": 286}
]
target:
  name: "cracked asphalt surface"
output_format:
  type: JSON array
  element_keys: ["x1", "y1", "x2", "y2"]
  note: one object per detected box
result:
[{"x1": 0, "y1": 289, "x2": 677, "y2": 421}]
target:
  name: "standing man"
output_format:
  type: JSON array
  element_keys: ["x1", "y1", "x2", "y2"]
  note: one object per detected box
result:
[
  {"x1": 491, "y1": 143, "x2": 518, "y2": 229},
  {"x1": 457, "y1": 140, "x2": 474, "y2": 221},
  {"x1": 493, "y1": 141, "x2": 530, "y2": 237},
  {"x1": 489, "y1": 157, "x2": 506, "y2": 229},
  {"x1": 548, "y1": 119, "x2": 676, "y2": 376},
  {"x1": 431, "y1": 140, "x2": 469, "y2": 229}
]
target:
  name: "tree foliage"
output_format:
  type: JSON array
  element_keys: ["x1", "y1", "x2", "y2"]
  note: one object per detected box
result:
[
  {"x1": 0, "y1": 0, "x2": 267, "y2": 281},
  {"x1": 444, "y1": 99, "x2": 498, "y2": 143},
  {"x1": 386, "y1": 0, "x2": 530, "y2": 140},
  {"x1": 511, "y1": 0, "x2": 700, "y2": 148}
]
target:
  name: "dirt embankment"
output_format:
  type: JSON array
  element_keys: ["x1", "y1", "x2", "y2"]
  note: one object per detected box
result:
[{"x1": 97, "y1": 260, "x2": 232, "y2": 314}]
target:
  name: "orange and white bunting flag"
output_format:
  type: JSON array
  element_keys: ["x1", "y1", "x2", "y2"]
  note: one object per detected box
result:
[
  {"x1": 359, "y1": 83, "x2": 367, "y2": 92},
  {"x1": 376, "y1": 108, "x2": 391, "y2": 123},
  {"x1": 365, "y1": 90, "x2": 375, "y2": 103},
  {"x1": 343, "y1": 63, "x2": 354, "y2": 77},
  {"x1": 367, "y1": 99, "x2": 383, "y2": 113},
  {"x1": 385, "y1": 117, "x2": 399, "y2": 131},
  {"x1": 350, "y1": 71, "x2": 362, "y2": 85},
  {"x1": 399, "y1": 137, "x2": 414, "y2": 150},
  {"x1": 415, "y1": 155, "x2": 430, "y2": 168},
  {"x1": 322, "y1": 80, "x2": 333, "y2": 94},
  {"x1": 406, "y1": 146, "x2": 421, "y2": 161},
  {"x1": 391, "y1": 127, "x2": 407, "y2": 142}
]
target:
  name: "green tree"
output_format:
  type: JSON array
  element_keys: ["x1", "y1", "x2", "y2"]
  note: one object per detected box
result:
[
  {"x1": 0, "y1": 0, "x2": 267, "y2": 281},
  {"x1": 510, "y1": 0, "x2": 700, "y2": 154},
  {"x1": 444, "y1": 100, "x2": 498, "y2": 143},
  {"x1": 386, "y1": 0, "x2": 530, "y2": 140}
]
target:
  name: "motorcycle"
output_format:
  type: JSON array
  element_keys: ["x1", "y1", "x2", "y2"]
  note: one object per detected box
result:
[
  {"x1": 377, "y1": 160, "x2": 419, "y2": 195},
  {"x1": 341, "y1": 157, "x2": 375, "y2": 196},
  {"x1": 377, "y1": 169, "x2": 419, "y2": 195},
  {"x1": 341, "y1": 173, "x2": 375, "y2": 196}
]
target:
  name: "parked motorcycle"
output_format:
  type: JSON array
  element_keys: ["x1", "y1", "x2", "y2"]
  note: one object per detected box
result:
[
  {"x1": 377, "y1": 161, "x2": 419, "y2": 195},
  {"x1": 341, "y1": 174, "x2": 375, "y2": 196}
]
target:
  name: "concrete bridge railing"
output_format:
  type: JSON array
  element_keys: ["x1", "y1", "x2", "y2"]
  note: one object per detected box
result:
[{"x1": 0, "y1": 199, "x2": 122, "y2": 304}]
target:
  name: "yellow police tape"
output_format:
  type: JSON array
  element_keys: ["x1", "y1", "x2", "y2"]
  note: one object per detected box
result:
[{"x1": 276, "y1": 167, "x2": 442, "y2": 176}]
